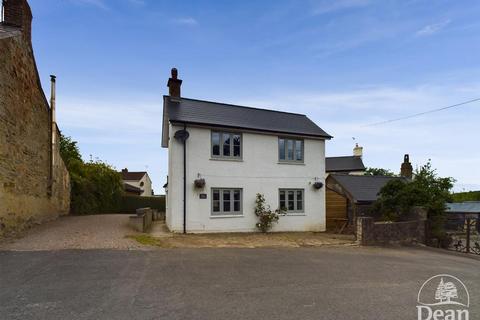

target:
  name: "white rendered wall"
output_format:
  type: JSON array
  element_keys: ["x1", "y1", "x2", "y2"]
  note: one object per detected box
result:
[{"x1": 166, "y1": 123, "x2": 326, "y2": 233}]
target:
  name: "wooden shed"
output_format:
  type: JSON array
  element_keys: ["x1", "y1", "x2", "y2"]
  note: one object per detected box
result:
[{"x1": 326, "y1": 174, "x2": 405, "y2": 232}]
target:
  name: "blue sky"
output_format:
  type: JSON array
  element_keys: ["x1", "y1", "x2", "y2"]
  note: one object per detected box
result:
[{"x1": 29, "y1": 0, "x2": 480, "y2": 193}]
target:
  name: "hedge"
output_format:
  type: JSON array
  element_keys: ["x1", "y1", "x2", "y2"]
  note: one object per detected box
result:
[{"x1": 118, "y1": 195, "x2": 166, "y2": 213}]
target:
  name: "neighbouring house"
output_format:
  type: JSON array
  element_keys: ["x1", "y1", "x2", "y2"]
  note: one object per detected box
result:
[
  {"x1": 161, "y1": 68, "x2": 332, "y2": 233},
  {"x1": 0, "y1": 0, "x2": 70, "y2": 236},
  {"x1": 120, "y1": 169, "x2": 153, "y2": 197},
  {"x1": 326, "y1": 144, "x2": 365, "y2": 175},
  {"x1": 325, "y1": 155, "x2": 413, "y2": 232}
]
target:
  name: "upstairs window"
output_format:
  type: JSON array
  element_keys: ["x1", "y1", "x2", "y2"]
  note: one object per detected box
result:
[
  {"x1": 278, "y1": 138, "x2": 303, "y2": 162},
  {"x1": 212, "y1": 131, "x2": 242, "y2": 159}
]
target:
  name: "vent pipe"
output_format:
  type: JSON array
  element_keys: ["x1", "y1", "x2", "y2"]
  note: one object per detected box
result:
[{"x1": 49, "y1": 75, "x2": 56, "y2": 191}]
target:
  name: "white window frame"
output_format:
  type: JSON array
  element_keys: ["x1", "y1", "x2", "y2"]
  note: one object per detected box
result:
[
  {"x1": 211, "y1": 131, "x2": 242, "y2": 160},
  {"x1": 279, "y1": 189, "x2": 305, "y2": 214},
  {"x1": 211, "y1": 188, "x2": 243, "y2": 217},
  {"x1": 278, "y1": 137, "x2": 304, "y2": 163}
]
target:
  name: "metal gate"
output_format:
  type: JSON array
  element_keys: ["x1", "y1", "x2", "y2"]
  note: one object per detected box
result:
[{"x1": 446, "y1": 213, "x2": 480, "y2": 255}]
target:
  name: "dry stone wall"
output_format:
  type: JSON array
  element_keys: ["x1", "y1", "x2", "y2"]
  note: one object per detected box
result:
[{"x1": 0, "y1": 30, "x2": 70, "y2": 237}]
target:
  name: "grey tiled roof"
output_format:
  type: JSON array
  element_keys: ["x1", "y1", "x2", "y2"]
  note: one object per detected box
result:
[
  {"x1": 446, "y1": 202, "x2": 480, "y2": 213},
  {"x1": 164, "y1": 96, "x2": 332, "y2": 138},
  {"x1": 326, "y1": 156, "x2": 365, "y2": 172},
  {"x1": 329, "y1": 174, "x2": 405, "y2": 203}
]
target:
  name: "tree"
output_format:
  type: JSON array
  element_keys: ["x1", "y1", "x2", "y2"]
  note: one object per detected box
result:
[
  {"x1": 364, "y1": 167, "x2": 395, "y2": 176},
  {"x1": 59, "y1": 133, "x2": 124, "y2": 214},
  {"x1": 373, "y1": 160, "x2": 455, "y2": 244}
]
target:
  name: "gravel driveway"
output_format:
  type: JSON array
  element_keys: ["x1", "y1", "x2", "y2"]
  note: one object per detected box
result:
[{"x1": 0, "y1": 214, "x2": 143, "y2": 251}]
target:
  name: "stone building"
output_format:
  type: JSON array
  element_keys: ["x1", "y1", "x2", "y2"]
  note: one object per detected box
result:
[{"x1": 0, "y1": 0, "x2": 70, "y2": 236}]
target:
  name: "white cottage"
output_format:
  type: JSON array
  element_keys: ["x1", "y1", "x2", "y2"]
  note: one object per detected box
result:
[{"x1": 161, "y1": 69, "x2": 332, "y2": 233}]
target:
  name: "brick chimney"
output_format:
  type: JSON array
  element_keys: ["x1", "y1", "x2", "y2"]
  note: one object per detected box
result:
[
  {"x1": 400, "y1": 154, "x2": 413, "y2": 179},
  {"x1": 167, "y1": 68, "x2": 182, "y2": 98},
  {"x1": 353, "y1": 143, "x2": 363, "y2": 158},
  {"x1": 2, "y1": 0, "x2": 32, "y2": 41}
]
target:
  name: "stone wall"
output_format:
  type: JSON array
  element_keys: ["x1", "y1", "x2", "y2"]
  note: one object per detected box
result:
[
  {"x1": 356, "y1": 217, "x2": 427, "y2": 246},
  {"x1": 0, "y1": 7, "x2": 70, "y2": 237}
]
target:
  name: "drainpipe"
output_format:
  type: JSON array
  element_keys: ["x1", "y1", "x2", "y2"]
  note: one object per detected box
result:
[
  {"x1": 49, "y1": 75, "x2": 56, "y2": 193},
  {"x1": 174, "y1": 124, "x2": 189, "y2": 234}
]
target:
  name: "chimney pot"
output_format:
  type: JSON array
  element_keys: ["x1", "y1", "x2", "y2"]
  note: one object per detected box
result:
[
  {"x1": 400, "y1": 154, "x2": 413, "y2": 179},
  {"x1": 353, "y1": 143, "x2": 363, "y2": 158},
  {"x1": 167, "y1": 67, "x2": 182, "y2": 98}
]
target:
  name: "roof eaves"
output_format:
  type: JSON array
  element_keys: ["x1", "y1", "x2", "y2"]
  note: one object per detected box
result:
[{"x1": 169, "y1": 120, "x2": 332, "y2": 139}]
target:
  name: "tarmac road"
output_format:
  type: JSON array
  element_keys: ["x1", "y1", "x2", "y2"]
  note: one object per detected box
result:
[{"x1": 0, "y1": 246, "x2": 478, "y2": 320}]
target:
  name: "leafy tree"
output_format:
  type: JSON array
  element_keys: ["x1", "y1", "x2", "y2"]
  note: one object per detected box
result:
[
  {"x1": 364, "y1": 167, "x2": 395, "y2": 176},
  {"x1": 59, "y1": 135, "x2": 82, "y2": 167},
  {"x1": 374, "y1": 161, "x2": 454, "y2": 244},
  {"x1": 59, "y1": 133, "x2": 124, "y2": 214}
]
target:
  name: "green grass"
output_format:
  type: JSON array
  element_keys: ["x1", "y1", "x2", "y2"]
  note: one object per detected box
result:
[{"x1": 127, "y1": 234, "x2": 164, "y2": 247}]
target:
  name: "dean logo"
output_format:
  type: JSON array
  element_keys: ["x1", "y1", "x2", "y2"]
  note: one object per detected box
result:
[{"x1": 417, "y1": 274, "x2": 470, "y2": 320}]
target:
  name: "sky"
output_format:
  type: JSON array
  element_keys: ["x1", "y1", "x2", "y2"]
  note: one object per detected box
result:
[{"x1": 28, "y1": 0, "x2": 480, "y2": 194}]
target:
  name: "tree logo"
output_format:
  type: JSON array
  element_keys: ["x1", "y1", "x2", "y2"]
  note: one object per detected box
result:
[{"x1": 417, "y1": 274, "x2": 470, "y2": 320}]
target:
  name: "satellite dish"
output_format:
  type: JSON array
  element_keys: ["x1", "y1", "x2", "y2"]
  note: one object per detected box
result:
[{"x1": 174, "y1": 129, "x2": 190, "y2": 142}]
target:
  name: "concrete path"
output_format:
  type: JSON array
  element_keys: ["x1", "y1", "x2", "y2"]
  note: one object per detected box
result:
[
  {"x1": 0, "y1": 214, "x2": 143, "y2": 251},
  {"x1": 0, "y1": 246, "x2": 478, "y2": 320}
]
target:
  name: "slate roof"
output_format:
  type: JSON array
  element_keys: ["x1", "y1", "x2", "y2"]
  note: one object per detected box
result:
[
  {"x1": 120, "y1": 171, "x2": 146, "y2": 181},
  {"x1": 328, "y1": 174, "x2": 405, "y2": 203},
  {"x1": 326, "y1": 156, "x2": 365, "y2": 173},
  {"x1": 163, "y1": 96, "x2": 332, "y2": 139},
  {"x1": 446, "y1": 202, "x2": 480, "y2": 213}
]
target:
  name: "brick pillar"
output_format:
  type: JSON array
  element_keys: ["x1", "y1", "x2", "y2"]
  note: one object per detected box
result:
[
  {"x1": 400, "y1": 154, "x2": 413, "y2": 179},
  {"x1": 2, "y1": 0, "x2": 32, "y2": 41},
  {"x1": 167, "y1": 68, "x2": 182, "y2": 98},
  {"x1": 356, "y1": 217, "x2": 374, "y2": 246}
]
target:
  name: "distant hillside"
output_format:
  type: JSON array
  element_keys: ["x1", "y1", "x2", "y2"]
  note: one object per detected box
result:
[{"x1": 452, "y1": 191, "x2": 480, "y2": 202}]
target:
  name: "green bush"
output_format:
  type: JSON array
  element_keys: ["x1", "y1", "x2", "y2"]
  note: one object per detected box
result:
[
  {"x1": 119, "y1": 195, "x2": 165, "y2": 213},
  {"x1": 60, "y1": 134, "x2": 124, "y2": 214},
  {"x1": 364, "y1": 167, "x2": 395, "y2": 176},
  {"x1": 373, "y1": 161, "x2": 455, "y2": 245}
]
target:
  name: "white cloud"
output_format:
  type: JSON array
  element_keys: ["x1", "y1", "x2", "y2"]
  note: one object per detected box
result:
[
  {"x1": 234, "y1": 83, "x2": 480, "y2": 191},
  {"x1": 171, "y1": 17, "x2": 198, "y2": 26},
  {"x1": 415, "y1": 19, "x2": 451, "y2": 37},
  {"x1": 311, "y1": 0, "x2": 371, "y2": 15}
]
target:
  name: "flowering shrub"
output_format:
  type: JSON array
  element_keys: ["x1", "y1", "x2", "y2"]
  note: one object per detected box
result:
[{"x1": 254, "y1": 193, "x2": 283, "y2": 233}]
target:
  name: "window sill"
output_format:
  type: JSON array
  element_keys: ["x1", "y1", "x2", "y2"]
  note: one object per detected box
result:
[
  {"x1": 210, "y1": 214, "x2": 244, "y2": 219},
  {"x1": 277, "y1": 161, "x2": 305, "y2": 165},
  {"x1": 210, "y1": 158, "x2": 243, "y2": 162},
  {"x1": 281, "y1": 213, "x2": 306, "y2": 216}
]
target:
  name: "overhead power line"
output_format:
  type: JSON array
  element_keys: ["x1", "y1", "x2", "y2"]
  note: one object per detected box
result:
[{"x1": 362, "y1": 97, "x2": 480, "y2": 127}]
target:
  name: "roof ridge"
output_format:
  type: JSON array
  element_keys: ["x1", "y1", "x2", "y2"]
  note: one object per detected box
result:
[
  {"x1": 331, "y1": 174, "x2": 399, "y2": 179},
  {"x1": 165, "y1": 95, "x2": 308, "y2": 117},
  {"x1": 326, "y1": 156, "x2": 361, "y2": 159}
]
